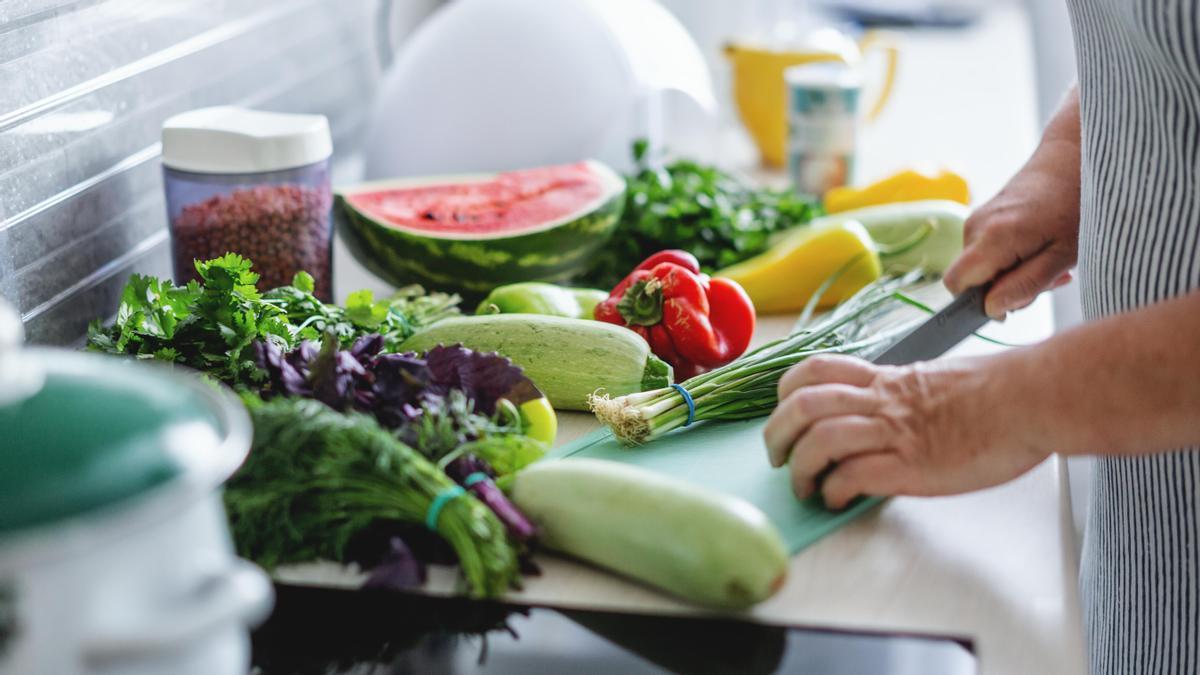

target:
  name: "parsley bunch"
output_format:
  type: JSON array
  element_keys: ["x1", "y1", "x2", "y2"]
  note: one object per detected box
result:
[{"x1": 580, "y1": 142, "x2": 822, "y2": 288}]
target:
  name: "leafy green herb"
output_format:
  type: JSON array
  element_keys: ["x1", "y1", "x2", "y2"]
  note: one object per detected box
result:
[
  {"x1": 228, "y1": 395, "x2": 522, "y2": 598},
  {"x1": 263, "y1": 280, "x2": 460, "y2": 353},
  {"x1": 344, "y1": 290, "x2": 390, "y2": 329},
  {"x1": 86, "y1": 256, "x2": 461, "y2": 386},
  {"x1": 88, "y1": 254, "x2": 292, "y2": 384},
  {"x1": 580, "y1": 142, "x2": 822, "y2": 288}
]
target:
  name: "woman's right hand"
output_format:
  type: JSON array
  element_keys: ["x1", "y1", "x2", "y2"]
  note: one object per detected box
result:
[{"x1": 943, "y1": 89, "x2": 1082, "y2": 319}]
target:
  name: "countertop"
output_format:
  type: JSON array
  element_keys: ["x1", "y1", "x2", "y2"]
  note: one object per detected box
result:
[{"x1": 322, "y1": 4, "x2": 1085, "y2": 673}]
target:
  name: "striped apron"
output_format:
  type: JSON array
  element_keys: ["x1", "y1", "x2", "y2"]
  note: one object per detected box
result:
[{"x1": 1067, "y1": 0, "x2": 1200, "y2": 671}]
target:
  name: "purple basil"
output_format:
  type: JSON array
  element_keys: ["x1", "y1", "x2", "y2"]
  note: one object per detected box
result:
[
  {"x1": 285, "y1": 340, "x2": 320, "y2": 382},
  {"x1": 254, "y1": 339, "x2": 310, "y2": 398},
  {"x1": 350, "y1": 334, "x2": 384, "y2": 364},
  {"x1": 254, "y1": 336, "x2": 544, "y2": 429},
  {"x1": 424, "y1": 345, "x2": 539, "y2": 415},
  {"x1": 308, "y1": 339, "x2": 369, "y2": 411},
  {"x1": 368, "y1": 353, "x2": 430, "y2": 427}
]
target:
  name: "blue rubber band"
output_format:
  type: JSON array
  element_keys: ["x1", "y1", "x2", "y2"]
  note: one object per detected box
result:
[
  {"x1": 462, "y1": 472, "x2": 490, "y2": 488},
  {"x1": 671, "y1": 383, "x2": 696, "y2": 427},
  {"x1": 425, "y1": 485, "x2": 466, "y2": 531}
]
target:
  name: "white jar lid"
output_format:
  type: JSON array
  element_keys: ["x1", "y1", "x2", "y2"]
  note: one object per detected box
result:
[
  {"x1": 161, "y1": 106, "x2": 332, "y2": 174},
  {"x1": 785, "y1": 62, "x2": 864, "y2": 90}
]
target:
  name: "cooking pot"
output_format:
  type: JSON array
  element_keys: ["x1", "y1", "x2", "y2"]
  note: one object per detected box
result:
[{"x1": 0, "y1": 301, "x2": 271, "y2": 675}]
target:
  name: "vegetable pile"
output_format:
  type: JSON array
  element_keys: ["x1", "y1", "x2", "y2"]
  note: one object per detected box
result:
[
  {"x1": 81, "y1": 146, "x2": 973, "y2": 610},
  {"x1": 87, "y1": 255, "x2": 546, "y2": 598}
]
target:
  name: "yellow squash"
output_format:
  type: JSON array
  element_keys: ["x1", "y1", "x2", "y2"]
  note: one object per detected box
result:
[
  {"x1": 824, "y1": 168, "x2": 970, "y2": 214},
  {"x1": 717, "y1": 220, "x2": 882, "y2": 314}
]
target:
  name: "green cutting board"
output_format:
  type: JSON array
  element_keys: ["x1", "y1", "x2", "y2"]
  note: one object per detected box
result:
[{"x1": 550, "y1": 418, "x2": 883, "y2": 554}]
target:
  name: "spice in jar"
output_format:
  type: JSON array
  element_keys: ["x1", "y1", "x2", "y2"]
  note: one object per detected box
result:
[
  {"x1": 171, "y1": 184, "x2": 332, "y2": 299},
  {"x1": 162, "y1": 107, "x2": 334, "y2": 299}
]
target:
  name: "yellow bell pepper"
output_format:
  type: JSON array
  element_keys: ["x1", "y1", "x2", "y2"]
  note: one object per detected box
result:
[
  {"x1": 716, "y1": 220, "x2": 882, "y2": 315},
  {"x1": 824, "y1": 168, "x2": 970, "y2": 214}
]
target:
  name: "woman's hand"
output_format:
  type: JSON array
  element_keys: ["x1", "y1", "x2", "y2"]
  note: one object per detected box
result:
[
  {"x1": 762, "y1": 354, "x2": 1050, "y2": 509},
  {"x1": 943, "y1": 88, "x2": 1082, "y2": 319}
]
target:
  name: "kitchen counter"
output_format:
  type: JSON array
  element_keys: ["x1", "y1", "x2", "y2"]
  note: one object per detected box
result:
[{"x1": 321, "y1": 4, "x2": 1085, "y2": 673}]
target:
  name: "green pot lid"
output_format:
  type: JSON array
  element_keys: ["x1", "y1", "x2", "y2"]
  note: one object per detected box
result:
[{"x1": 0, "y1": 350, "x2": 250, "y2": 536}]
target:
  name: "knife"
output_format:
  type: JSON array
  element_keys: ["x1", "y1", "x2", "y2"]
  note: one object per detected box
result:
[{"x1": 870, "y1": 284, "x2": 991, "y2": 366}]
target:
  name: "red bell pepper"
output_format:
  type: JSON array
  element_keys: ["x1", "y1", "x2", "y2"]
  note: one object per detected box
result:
[{"x1": 594, "y1": 250, "x2": 756, "y2": 380}]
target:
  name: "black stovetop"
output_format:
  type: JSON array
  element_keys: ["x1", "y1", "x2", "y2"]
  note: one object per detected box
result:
[{"x1": 251, "y1": 585, "x2": 976, "y2": 675}]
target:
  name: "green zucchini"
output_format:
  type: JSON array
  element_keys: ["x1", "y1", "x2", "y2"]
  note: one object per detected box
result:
[
  {"x1": 814, "y1": 199, "x2": 967, "y2": 274},
  {"x1": 398, "y1": 315, "x2": 672, "y2": 411},
  {"x1": 509, "y1": 458, "x2": 789, "y2": 609}
]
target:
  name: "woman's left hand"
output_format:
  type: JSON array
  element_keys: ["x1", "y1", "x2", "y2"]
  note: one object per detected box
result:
[{"x1": 763, "y1": 354, "x2": 1050, "y2": 509}]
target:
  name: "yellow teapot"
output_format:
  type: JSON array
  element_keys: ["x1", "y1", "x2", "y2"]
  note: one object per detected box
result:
[{"x1": 725, "y1": 28, "x2": 899, "y2": 168}]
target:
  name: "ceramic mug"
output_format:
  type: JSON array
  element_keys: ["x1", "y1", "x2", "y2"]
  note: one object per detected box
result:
[{"x1": 724, "y1": 29, "x2": 899, "y2": 167}]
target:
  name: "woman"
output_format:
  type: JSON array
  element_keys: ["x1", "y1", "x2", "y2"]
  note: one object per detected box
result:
[{"x1": 763, "y1": 1, "x2": 1200, "y2": 670}]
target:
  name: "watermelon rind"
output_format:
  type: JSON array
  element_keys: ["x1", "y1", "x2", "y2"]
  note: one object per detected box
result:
[{"x1": 335, "y1": 160, "x2": 625, "y2": 297}]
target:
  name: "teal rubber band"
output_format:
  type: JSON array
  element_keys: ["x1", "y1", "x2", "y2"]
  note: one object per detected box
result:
[
  {"x1": 671, "y1": 383, "x2": 696, "y2": 427},
  {"x1": 463, "y1": 472, "x2": 490, "y2": 488},
  {"x1": 425, "y1": 485, "x2": 466, "y2": 531}
]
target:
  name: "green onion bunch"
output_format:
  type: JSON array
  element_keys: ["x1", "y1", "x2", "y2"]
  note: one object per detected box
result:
[{"x1": 591, "y1": 274, "x2": 927, "y2": 445}]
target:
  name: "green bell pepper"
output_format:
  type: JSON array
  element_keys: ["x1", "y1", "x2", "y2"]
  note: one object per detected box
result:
[{"x1": 476, "y1": 283, "x2": 607, "y2": 320}]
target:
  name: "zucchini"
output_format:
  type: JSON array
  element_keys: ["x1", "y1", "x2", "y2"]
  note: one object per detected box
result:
[
  {"x1": 813, "y1": 199, "x2": 967, "y2": 274},
  {"x1": 398, "y1": 315, "x2": 672, "y2": 411},
  {"x1": 510, "y1": 458, "x2": 789, "y2": 609}
]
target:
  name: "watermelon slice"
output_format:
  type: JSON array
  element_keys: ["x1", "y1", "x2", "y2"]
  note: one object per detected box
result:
[{"x1": 335, "y1": 161, "x2": 625, "y2": 296}]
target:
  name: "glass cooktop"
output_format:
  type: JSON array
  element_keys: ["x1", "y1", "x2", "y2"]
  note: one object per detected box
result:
[{"x1": 252, "y1": 585, "x2": 976, "y2": 675}]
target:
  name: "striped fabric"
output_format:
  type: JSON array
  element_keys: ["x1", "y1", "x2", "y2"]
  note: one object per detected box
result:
[{"x1": 1067, "y1": 0, "x2": 1200, "y2": 672}]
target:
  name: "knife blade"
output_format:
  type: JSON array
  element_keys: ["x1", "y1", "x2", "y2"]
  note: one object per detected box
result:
[{"x1": 870, "y1": 284, "x2": 991, "y2": 366}]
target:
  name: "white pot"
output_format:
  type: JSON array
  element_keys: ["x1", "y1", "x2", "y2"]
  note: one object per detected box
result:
[
  {"x1": 363, "y1": 0, "x2": 718, "y2": 178},
  {"x1": 0, "y1": 335, "x2": 272, "y2": 675}
]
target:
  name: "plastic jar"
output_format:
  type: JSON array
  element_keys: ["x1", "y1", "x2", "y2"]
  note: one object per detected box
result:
[
  {"x1": 162, "y1": 107, "x2": 334, "y2": 300},
  {"x1": 785, "y1": 62, "x2": 862, "y2": 200}
]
